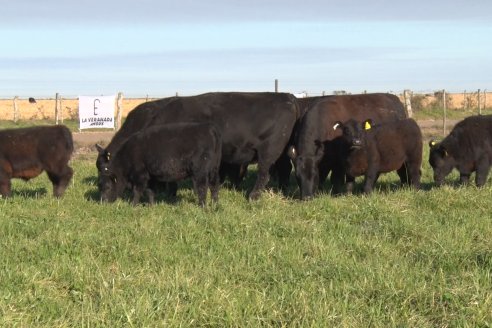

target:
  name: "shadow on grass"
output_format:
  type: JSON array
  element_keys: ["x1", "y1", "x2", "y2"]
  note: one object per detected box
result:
[
  {"x1": 82, "y1": 176, "x2": 98, "y2": 186},
  {"x1": 11, "y1": 187, "x2": 48, "y2": 198},
  {"x1": 318, "y1": 176, "x2": 439, "y2": 196}
]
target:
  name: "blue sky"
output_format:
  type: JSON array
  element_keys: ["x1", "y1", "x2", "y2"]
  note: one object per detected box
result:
[{"x1": 0, "y1": 0, "x2": 491, "y2": 97}]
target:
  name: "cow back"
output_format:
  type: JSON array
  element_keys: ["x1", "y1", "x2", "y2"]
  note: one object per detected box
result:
[{"x1": 441, "y1": 115, "x2": 492, "y2": 162}]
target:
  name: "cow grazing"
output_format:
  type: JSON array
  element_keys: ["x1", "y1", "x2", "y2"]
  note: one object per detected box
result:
[
  {"x1": 96, "y1": 92, "x2": 300, "y2": 200},
  {"x1": 335, "y1": 118, "x2": 422, "y2": 193},
  {"x1": 0, "y1": 125, "x2": 73, "y2": 197},
  {"x1": 99, "y1": 123, "x2": 222, "y2": 206},
  {"x1": 288, "y1": 93, "x2": 407, "y2": 199},
  {"x1": 429, "y1": 115, "x2": 492, "y2": 187}
]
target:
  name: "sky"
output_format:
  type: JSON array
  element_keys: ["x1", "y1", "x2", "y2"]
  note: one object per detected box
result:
[{"x1": 0, "y1": 0, "x2": 491, "y2": 98}]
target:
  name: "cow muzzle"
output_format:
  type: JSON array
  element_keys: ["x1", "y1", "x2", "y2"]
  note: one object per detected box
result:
[{"x1": 351, "y1": 139, "x2": 362, "y2": 148}]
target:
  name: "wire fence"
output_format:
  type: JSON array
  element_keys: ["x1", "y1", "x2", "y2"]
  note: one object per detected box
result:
[{"x1": 1, "y1": 89, "x2": 490, "y2": 136}]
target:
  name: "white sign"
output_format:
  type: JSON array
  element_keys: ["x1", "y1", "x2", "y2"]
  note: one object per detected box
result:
[{"x1": 78, "y1": 95, "x2": 116, "y2": 129}]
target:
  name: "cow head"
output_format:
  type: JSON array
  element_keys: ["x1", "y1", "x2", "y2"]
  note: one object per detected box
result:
[
  {"x1": 333, "y1": 119, "x2": 372, "y2": 149},
  {"x1": 98, "y1": 166, "x2": 120, "y2": 202},
  {"x1": 95, "y1": 144, "x2": 112, "y2": 174},
  {"x1": 287, "y1": 144, "x2": 320, "y2": 200},
  {"x1": 428, "y1": 140, "x2": 455, "y2": 186}
]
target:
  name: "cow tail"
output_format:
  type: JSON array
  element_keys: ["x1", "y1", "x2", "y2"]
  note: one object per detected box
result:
[{"x1": 212, "y1": 125, "x2": 222, "y2": 164}]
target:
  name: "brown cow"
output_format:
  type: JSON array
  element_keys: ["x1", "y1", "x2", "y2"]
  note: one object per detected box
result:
[
  {"x1": 0, "y1": 125, "x2": 73, "y2": 197},
  {"x1": 335, "y1": 118, "x2": 422, "y2": 193},
  {"x1": 288, "y1": 93, "x2": 407, "y2": 199}
]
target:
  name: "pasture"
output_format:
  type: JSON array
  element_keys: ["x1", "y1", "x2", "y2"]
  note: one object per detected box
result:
[{"x1": 0, "y1": 141, "x2": 491, "y2": 326}]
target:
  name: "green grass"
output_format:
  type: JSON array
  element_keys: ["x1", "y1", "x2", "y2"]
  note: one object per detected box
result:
[{"x1": 0, "y1": 149, "x2": 491, "y2": 327}]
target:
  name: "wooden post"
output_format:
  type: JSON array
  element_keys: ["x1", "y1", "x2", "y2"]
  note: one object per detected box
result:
[
  {"x1": 403, "y1": 90, "x2": 413, "y2": 118},
  {"x1": 274, "y1": 79, "x2": 278, "y2": 93},
  {"x1": 55, "y1": 93, "x2": 60, "y2": 125},
  {"x1": 116, "y1": 92, "x2": 123, "y2": 131},
  {"x1": 443, "y1": 89, "x2": 447, "y2": 136},
  {"x1": 478, "y1": 89, "x2": 481, "y2": 115},
  {"x1": 13, "y1": 96, "x2": 19, "y2": 123},
  {"x1": 59, "y1": 96, "x2": 64, "y2": 123}
]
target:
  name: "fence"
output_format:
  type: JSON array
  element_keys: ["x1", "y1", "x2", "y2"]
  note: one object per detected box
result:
[{"x1": 1, "y1": 89, "x2": 490, "y2": 126}]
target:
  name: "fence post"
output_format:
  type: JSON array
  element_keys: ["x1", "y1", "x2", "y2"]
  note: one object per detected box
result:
[
  {"x1": 403, "y1": 90, "x2": 413, "y2": 118},
  {"x1": 116, "y1": 92, "x2": 123, "y2": 131},
  {"x1": 55, "y1": 93, "x2": 60, "y2": 125},
  {"x1": 13, "y1": 96, "x2": 19, "y2": 123},
  {"x1": 443, "y1": 89, "x2": 447, "y2": 135},
  {"x1": 274, "y1": 79, "x2": 278, "y2": 93},
  {"x1": 478, "y1": 89, "x2": 481, "y2": 115},
  {"x1": 60, "y1": 96, "x2": 64, "y2": 123}
]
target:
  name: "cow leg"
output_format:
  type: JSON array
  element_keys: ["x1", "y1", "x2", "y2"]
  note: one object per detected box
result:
[
  {"x1": 459, "y1": 173, "x2": 471, "y2": 185},
  {"x1": 131, "y1": 172, "x2": 150, "y2": 205},
  {"x1": 318, "y1": 164, "x2": 330, "y2": 191},
  {"x1": 145, "y1": 188, "x2": 156, "y2": 205},
  {"x1": 193, "y1": 175, "x2": 209, "y2": 207},
  {"x1": 0, "y1": 179, "x2": 12, "y2": 198},
  {"x1": 475, "y1": 159, "x2": 491, "y2": 187},
  {"x1": 248, "y1": 164, "x2": 270, "y2": 201},
  {"x1": 345, "y1": 175, "x2": 355, "y2": 194},
  {"x1": 363, "y1": 169, "x2": 379, "y2": 194},
  {"x1": 209, "y1": 169, "x2": 220, "y2": 204},
  {"x1": 131, "y1": 185, "x2": 143, "y2": 205},
  {"x1": 330, "y1": 166, "x2": 345, "y2": 195},
  {"x1": 47, "y1": 166, "x2": 73, "y2": 197},
  {"x1": 397, "y1": 164, "x2": 410, "y2": 185},
  {"x1": 406, "y1": 162, "x2": 421, "y2": 189}
]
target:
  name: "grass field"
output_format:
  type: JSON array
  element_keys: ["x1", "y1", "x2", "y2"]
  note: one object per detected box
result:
[{"x1": 0, "y1": 145, "x2": 491, "y2": 326}]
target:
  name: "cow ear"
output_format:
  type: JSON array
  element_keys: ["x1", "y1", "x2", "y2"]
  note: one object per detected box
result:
[
  {"x1": 363, "y1": 119, "x2": 372, "y2": 130},
  {"x1": 95, "y1": 143, "x2": 105, "y2": 154},
  {"x1": 333, "y1": 121, "x2": 342, "y2": 130},
  {"x1": 287, "y1": 146, "x2": 297, "y2": 159}
]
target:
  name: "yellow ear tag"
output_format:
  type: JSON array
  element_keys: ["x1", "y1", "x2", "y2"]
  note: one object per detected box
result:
[
  {"x1": 364, "y1": 121, "x2": 371, "y2": 130},
  {"x1": 430, "y1": 141, "x2": 436, "y2": 147}
]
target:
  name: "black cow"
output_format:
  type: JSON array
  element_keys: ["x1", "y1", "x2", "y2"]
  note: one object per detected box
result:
[
  {"x1": 96, "y1": 97, "x2": 179, "y2": 197},
  {"x1": 335, "y1": 118, "x2": 422, "y2": 193},
  {"x1": 100, "y1": 123, "x2": 222, "y2": 206},
  {"x1": 0, "y1": 125, "x2": 73, "y2": 197},
  {"x1": 429, "y1": 115, "x2": 492, "y2": 187},
  {"x1": 96, "y1": 92, "x2": 300, "y2": 200},
  {"x1": 288, "y1": 93, "x2": 407, "y2": 199}
]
